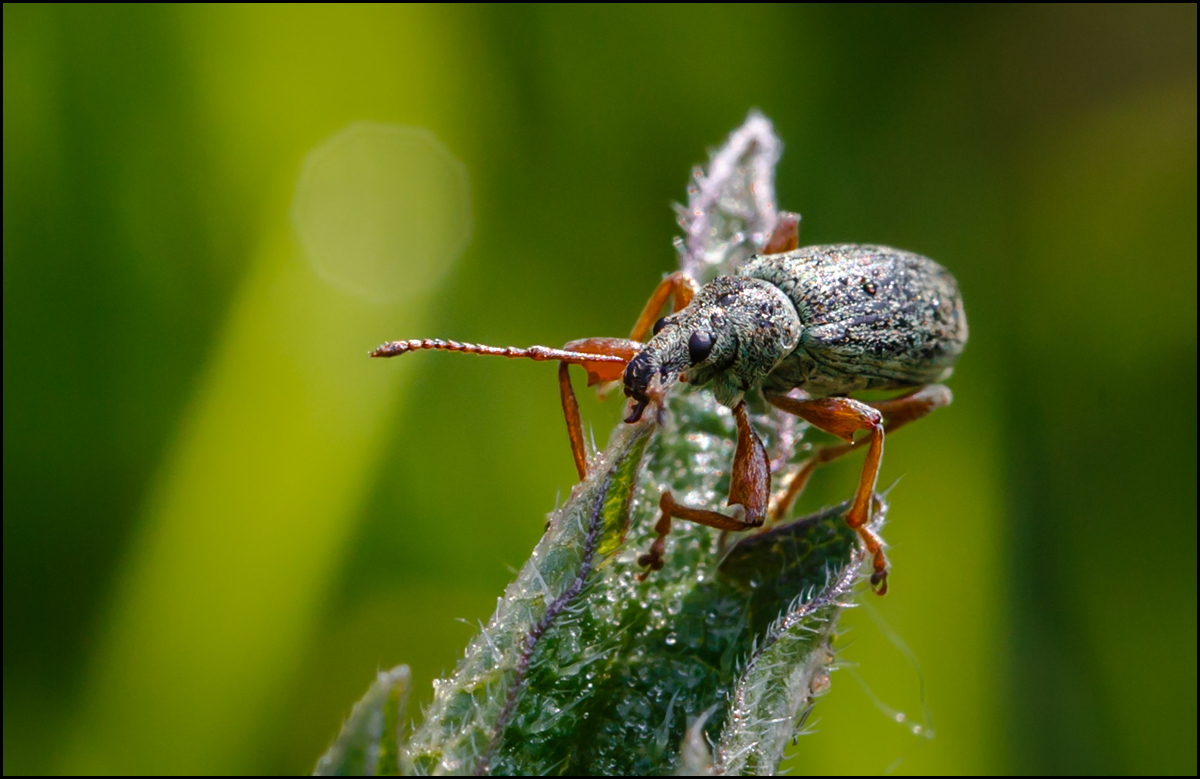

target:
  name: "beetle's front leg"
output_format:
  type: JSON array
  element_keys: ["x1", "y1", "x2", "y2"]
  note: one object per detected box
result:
[
  {"x1": 637, "y1": 401, "x2": 770, "y2": 579},
  {"x1": 371, "y1": 337, "x2": 641, "y2": 482},
  {"x1": 557, "y1": 337, "x2": 643, "y2": 480},
  {"x1": 629, "y1": 271, "x2": 699, "y2": 342},
  {"x1": 588, "y1": 273, "x2": 698, "y2": 405}
]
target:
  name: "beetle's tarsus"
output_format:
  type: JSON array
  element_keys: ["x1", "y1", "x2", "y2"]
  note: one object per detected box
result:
[{"x1": 635, "y1": 552, "x2": 665, "y2": 581}]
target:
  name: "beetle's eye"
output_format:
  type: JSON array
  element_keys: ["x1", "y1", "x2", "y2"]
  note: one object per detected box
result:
[
  {"x1": 652, "y1": 317, "x2": 668, "y2": 335},
  {"x1": 688, "y1": 331, "x2": 714, "y2": 364}
]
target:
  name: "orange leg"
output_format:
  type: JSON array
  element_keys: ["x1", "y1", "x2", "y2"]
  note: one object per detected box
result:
[
  {"x1": 555, "y1": 337, "x2": 643, "y2": 479},
  {"x1": 374, "y1": 270, "x2": 706, "y2": 482},
  {"x1": 558, "y1": 362, "x2": 587, "y2": 480},
  {"x1": 765, "y1": 391, "x2": 915, "y2": 596},
  {"x1": 372, "y1": 336, "x2": 639, "y2": 481},
  {"x1": 762, "y1": 211, "x2": 801, "y2": 254},
  {"x1": 768, "y1": 385, "x2": 953, "y2": 522},
  {"x1": 638, "y1": 401, "x2": 770, "y2": 579},
  {"x1": 629, "y1": 271, "x2": 699, "y2": 342}
]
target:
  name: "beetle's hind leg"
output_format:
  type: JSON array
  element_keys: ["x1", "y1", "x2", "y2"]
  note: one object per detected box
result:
[
  {"x1": 638, "y1": 401, "x2": 770, "y2": 579},
  {"x1": 768, "y1": 385, "x2": 953, "y2": 521},
  {"x1": 764, "y1": 385, "x2": 952, "y2": 595}
]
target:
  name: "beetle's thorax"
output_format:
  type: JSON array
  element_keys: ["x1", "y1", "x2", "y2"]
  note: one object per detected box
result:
[{"x1": 623, "y1": 275, "x2": 801, "y2": 409}]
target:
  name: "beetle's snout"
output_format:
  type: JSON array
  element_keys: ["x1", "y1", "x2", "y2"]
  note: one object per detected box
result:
[{"x1": 622, "y1": 352, "x2": 656, "y2": 422}]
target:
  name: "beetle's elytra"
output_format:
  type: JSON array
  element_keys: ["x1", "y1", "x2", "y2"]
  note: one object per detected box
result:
[{"x1": 373, "y1": 214, "x2": 967, "y2": 595}]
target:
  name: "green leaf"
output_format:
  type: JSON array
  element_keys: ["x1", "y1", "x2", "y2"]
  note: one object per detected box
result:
[
  {"x1": 400, "y1": 418, "x2": 656, "y2": 775},
  {"x1": 323, "y1": 386, "x2": 871, "y2": 775},
  {"x1": 714, "y1": 504, "x2": 866, "y2": 775},
  {"x1": 315, "y1": 665, "x2": 411, "y2": 776}
]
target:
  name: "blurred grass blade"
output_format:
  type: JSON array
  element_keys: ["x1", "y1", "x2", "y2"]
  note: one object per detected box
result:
[
  {"x1": 65, "y1": 114, "x2": 471, "y2": 773},
  {"x1": 677, "y1": 710, "x2": 717, "y2": 776}
]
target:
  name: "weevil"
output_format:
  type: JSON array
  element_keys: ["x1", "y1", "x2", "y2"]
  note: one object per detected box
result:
[{"x1": 372, "y1": 213, "x2": 967, "y2": 594}]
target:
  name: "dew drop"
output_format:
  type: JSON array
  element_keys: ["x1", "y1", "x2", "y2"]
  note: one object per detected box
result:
[{"x1": 665, "y1": 633, "x2": 678, "y2": 646}]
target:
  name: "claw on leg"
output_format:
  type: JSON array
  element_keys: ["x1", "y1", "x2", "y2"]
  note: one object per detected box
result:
[{"x1": 636, "y1": 492, "x2": 678, "y2": 580}]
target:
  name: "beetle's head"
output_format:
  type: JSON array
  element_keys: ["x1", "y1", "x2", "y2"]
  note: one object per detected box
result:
[{"x1": 623, "y1": 275, "x2": 801, "y2": 420}]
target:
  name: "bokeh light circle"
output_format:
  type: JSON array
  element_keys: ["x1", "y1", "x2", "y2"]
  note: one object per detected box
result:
[{"x1": 293, "y1": 123, "x2": 471, "y2": 302}]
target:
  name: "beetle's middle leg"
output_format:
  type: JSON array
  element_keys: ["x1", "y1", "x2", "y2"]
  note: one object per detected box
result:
[
  {"x1": 637, "y1": 401, "x2": 770, "y2": 579},
  {"x1": 768, "y1": 385, "x2": 953, "y2": 522}
]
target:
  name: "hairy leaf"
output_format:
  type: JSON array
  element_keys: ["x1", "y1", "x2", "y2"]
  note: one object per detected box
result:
[{"x1": 315, "y1": 665, "x2": 411, "y2": 776}]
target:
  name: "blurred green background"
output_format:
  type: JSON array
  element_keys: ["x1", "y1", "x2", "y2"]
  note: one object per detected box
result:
[{"x1": 4, "y1": 4, "x2": 1195, "y2": 775}]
